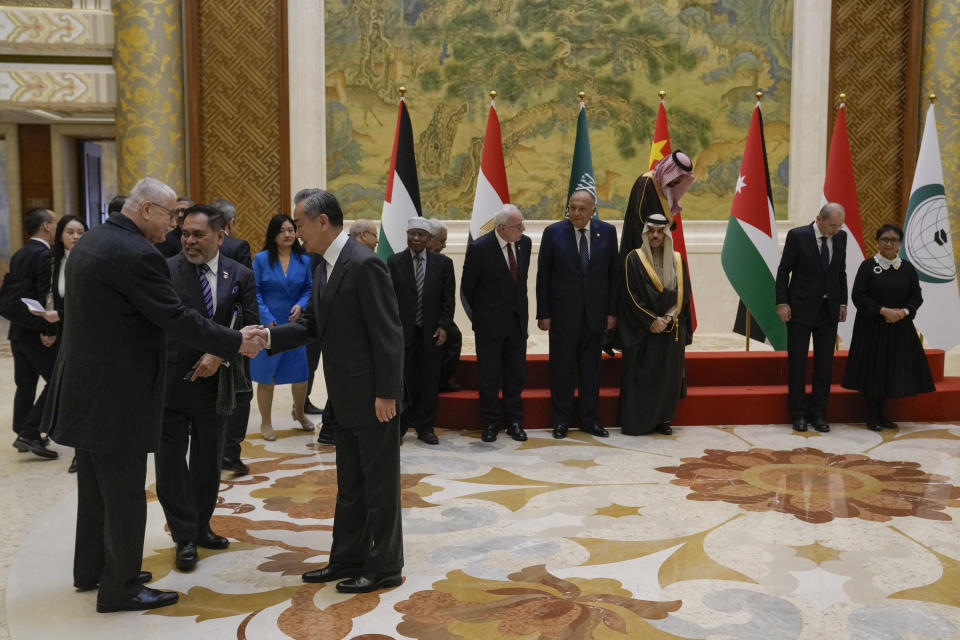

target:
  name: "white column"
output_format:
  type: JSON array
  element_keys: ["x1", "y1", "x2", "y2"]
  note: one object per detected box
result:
[{"x1": 287, "y1": 0, "x2": 326, "y2": 195}]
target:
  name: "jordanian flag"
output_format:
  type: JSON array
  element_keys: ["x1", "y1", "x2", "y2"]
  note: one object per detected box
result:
[
  {"x1": 567, "y1": 98, "x2": 596, "y2": 203},
  {"x1": 901, "y1": 102, "x2": 960, "y2": 350},
  {"x1": 470, "y1": 97, "x2": 510, "y2": 239},
  {"x1": 648, "y1": 98, "x2": 696, "y2": 334},
  {"x1": 823, "y1": 102, "x2": 865, "y2": 348},
  {"x1": 377, "y1": 97, "x2": 422, "y2": 260},
  {"x1": 721, "y1": 104, "x2": 786, "y2": 350}
]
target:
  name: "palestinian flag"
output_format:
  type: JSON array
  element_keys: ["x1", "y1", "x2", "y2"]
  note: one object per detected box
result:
[
  {"x1": 469, "y1": 97, "x2": 510, "y2": 240},
  {"x1": 377, "y1": 97, "x2": 422, "y2": 260},
  {"x1": 567, "y1": 98, "x2": 596, "y2": 203},
  {"x1": 721, "y1": 104, "x2": 786, "y2": 350}
]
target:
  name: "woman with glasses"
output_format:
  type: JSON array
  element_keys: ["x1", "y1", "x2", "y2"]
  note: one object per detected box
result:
[
  {"x1": 842, "y1": 224, "x2": 934, "y2": 430},
  {"x1": 250, "y1": 214, "x2": 315, "y2": 440}
]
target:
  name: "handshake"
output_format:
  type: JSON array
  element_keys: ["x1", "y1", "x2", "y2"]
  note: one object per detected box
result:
[{"x1": 239, "y1": 325, "x2": 271, "y2": 357}]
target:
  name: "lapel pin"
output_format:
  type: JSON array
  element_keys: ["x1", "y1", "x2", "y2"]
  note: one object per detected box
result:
[{"x1": 222, "y1": 270, "x2": 228, "y2": 278}]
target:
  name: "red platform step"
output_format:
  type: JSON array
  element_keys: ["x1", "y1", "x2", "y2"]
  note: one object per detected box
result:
[{"x1": 436, "y1": 350, "x2": 960, "y2": 429}]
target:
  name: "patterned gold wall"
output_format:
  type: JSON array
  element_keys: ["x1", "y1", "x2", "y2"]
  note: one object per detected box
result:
[
  {"x1": 193, "y1": 0, "x2": 286, "y2": 249},
  {"x1": 830, "y1": 0, "x2": 916, "y2": 257}
]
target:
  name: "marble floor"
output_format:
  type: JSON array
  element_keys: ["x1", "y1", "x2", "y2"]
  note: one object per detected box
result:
[{"x1": 4, "y1": 334, "x2": 960, "y2": 639}]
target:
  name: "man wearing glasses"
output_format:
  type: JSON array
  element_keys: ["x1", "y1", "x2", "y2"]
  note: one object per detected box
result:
[
  {"x1": 154, "y1": 197, "x2": 194, "y2": 257},
  {"x1": 462, "y1": 204, "x2": 531, "y2": 443},
  {"x1": 349, "y1": 219, "x2": 379, "y2": 252}
]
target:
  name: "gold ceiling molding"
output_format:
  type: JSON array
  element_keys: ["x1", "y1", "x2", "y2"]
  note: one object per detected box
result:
[
  {"x1": 0, "y1": 6, "x2": 114, "y2": 56},
  {"x1": 0, "y1": 67, "x2": 114, "y2": 108}
]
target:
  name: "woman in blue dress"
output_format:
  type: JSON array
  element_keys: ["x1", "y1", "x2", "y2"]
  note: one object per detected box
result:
[{"x1": 251, "y1": 214, "x2": 315, "y2": 440}]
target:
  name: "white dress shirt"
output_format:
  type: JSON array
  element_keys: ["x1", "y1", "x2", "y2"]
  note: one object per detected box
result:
[
  {"x1": 812, "y1": 221, "x2": 833, "y2": 263},
  {"x1": 573, "y1": 223, "x2": 591, "y2": 258},
  {"x1": 496, "y1": 230, "x2": 516, "y2": 270}
]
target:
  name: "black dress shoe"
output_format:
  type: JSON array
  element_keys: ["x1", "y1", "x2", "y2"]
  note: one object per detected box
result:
[
  {"x1": 417, "y1": 431, "x2": 440, "y2": 445},
  {"x1": 96, "y1": 586, "x2": 178, "y2": 613},
  {"x1": 336, "y1": 572, "x2": 403, "y2": 593},
  {"x1": 304, "y1": 399, "x2": 323, "y2": 415},
  {"x1": 197, "y1": 531, "x2": 229, "y2": 549},
  {"x1": 582, "y1": 423, "x2": 609, "y2": 438},
  {"x1": 880, "y1": 419, "x2": 898, "y2": 429},
  {"x1": 813, "y1": 418, "x2": 830, "y2": 433},
  {"x1": 552, "y1": 424, "x2": 568, "y2": 439},
  {"x1": 13, "y1": 436, "x2": 58, "y2": 459},
  {"x1": 481, "y1": 424, "x2": 498, "y2": 442},
  {"x1": 866, "y1": 421, "x2": 881, "y2": 431},
  {"x1": 506, "y1": 422, "x2": 528, "y2": 442},
  {"x1": 221, "y1": 457, "x2": 249, "y2": 475},
  {"x1": 316, "y1": 430, "x2": 337, "y2": 445},
  {"x1": 175, "y1": 541, "x2": 198, "y2": 571},
  {"x1": 302, "y1": 564, "x2": 362, "y2": 583},
  {"x1": 792, "y1": 417, "x2": 808, "y2": 432},
  {"x1": 68, "y1": 456, "x2": 78, "y2": 473},
  {"x1": 75, "y1": 570, "x2": 152, "y2": 592},
  {"x1": 654, "y1": 422, "x2": 673, "y2": 435},
  {"x1": 438, "y1": 381, "x2": 462, "y2": 392}
]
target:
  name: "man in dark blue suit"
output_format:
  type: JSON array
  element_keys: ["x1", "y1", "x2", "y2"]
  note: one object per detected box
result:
[
  {"x1": 776, "y1": 202, "x2": 848, "y2": 433},
  {"x1": 157, "y1": 204, "x2": 258, "y2": 571},
  {"x1": 462, "y1": 204, "x2": 531, "y2": 443},
  {"x1": 536, "y1": 190, "x2": 618, "y2": 439}
]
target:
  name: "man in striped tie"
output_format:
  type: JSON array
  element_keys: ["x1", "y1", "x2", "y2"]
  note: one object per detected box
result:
[{"x1": 387, "y1": 217, "x2": 455, "y2": 445}]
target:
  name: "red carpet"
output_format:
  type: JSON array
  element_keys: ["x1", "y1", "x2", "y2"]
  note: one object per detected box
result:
[{"x1": 437, "y1": 350, "x2": 960, "y2": 429}]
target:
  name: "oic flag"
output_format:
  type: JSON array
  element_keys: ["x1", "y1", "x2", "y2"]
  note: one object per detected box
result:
[
  {"x1": 377, "y1": 97, "x2": 422, "y2": 261},
  {"x1": 567, "y1": 98, "x2": 596, "y2": 203},
  {"x1": 720, "y1": 104, "x2": 787, "y2": 350},
  {"x1": 900, "y1": 101, "x2": 960, "y2": 351},
  {"x1": 822, "y1": 103, "x2": 866, "y2": 347},
  {"x1": 469, "y1": 97, "x2": 510, "y2": 240},
  {"x1": 648, "y1": 98, "x2": 697, "y2": 333}
]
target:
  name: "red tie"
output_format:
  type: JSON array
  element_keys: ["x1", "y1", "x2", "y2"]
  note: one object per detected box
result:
[{"x1": 507, "y1": 242, "x2": 518, "y2": 282}]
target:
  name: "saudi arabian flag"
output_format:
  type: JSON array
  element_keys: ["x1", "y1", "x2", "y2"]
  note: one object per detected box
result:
[
  {"x1": 720, "y1": 104, "x2": 787, "y2": 350},
  {"x1": 377, "y1": 98, "x2": 422, "y2": 260},
  {"x1": 567, "y1": 99, "x2": 596, "y2": 203},
  {"x1": 900, "y1": 102, "x2": 960, "y2": 350}
]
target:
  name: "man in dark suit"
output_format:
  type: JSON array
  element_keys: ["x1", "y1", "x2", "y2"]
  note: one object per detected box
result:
[
  {"x1": 266, "y1": 189, "x2": 404, "y2": 594},
  {"x1": 461, "y1": 204, "x2": 531, "y2": 443},
  {"x1": 0, "y1": 207, "x2": 58, "y2": 458},
  {"x1": 537, "y1": 190, "x2": 618, "y2": 439},
  {"x1": 776, "y1": 202, "x2": 848, "y2": 433},
  {"x1": 154, "y1": 197, "x2": 193, "y2": 257},
  {"x1": 157, "y1": 204, "x2": 258, "y2": 571},
  {"x1": 427, "y1": 219, "x2": 463, "y2": 391},
  {"x1": 210, "y1": 197, "x2": 253, "y2": 268},
  {"x1": 42, "y1": 177, "x2": 264, "y2": 613},
  {"x1": 388, "y1": 216, "x2": 455, "y2": 445}
]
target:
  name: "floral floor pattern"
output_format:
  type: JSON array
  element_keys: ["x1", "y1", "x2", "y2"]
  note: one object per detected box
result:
[{"x1": 9, "y1": 423, "x2": 960, "y2": 639}]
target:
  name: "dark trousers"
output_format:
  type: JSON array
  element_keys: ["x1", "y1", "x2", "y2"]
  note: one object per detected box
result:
[
  {"x1": 475, "y1": 318, "x2": 526, "y2": 425},
  {"x1": 328, "y1": 409, "x2": 403, "y2": 574},
  {"x1": 11, "y1": 334, "x2": 56, "y2": 440},
  {"x1": 74, "y1": 449, "x2": 148, "y2": 604},
  {"x1": 439, "y1": 322, "x2": 462, "y2": 383},
  {"x1": 155, "y1": 403, "x2": 226, "y2": 542},
  {"x1": 306, "y1": 339, "x2": 322, "y2": 400},
  {"x1": 787, "y1": 300, "x2": 838, "y2": 420},
  {"x1": 402, "y1": 326, "x2": 441, "y2": 434},
  {"x1": 549, "y1": 314, "x2": 602, "y2": 427},
  {"x1": 222, "y1": 360, "x2": 251, "y2": 461}
]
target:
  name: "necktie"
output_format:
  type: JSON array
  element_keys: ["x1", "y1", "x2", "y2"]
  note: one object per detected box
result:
[
  {"x1": 820, "y1": 235, "x2": 829, "y2": 271},
  {"x1": 507, "y1": 242, "x2": 518, "y2": 282},
  {"x1": 317, "y1": 258, "x2": 328, "y2": 288},
  {"x1": 197, "y1": 263, "x2": 214, "y2": 318},
  {"x1": 579, "y1": 228, "x2": 589, "y2": 271},
  {"x1": 414, "y1": 253, "x2": 424, "y2": 326}
]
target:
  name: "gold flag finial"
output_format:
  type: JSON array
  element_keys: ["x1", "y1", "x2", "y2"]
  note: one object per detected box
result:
[
  {"x1": 398, "y1": 86, "x2": 407, "y2": 97},
  {"x1": 838, "y1": 92, "x2": 847, "y2": 103},
  {"x1": 929, "y1": 93, "x2": 937, "y2": 104},
  {"x1": 578, "y1": 90, "x2": 586, "y2": 101},
  {"x1": 489, "y1": 90, "x2": 497, "y2": 100},
  {"x1": 755, "y1": 90, "x2": 763, "y2": 101},
  {"x1": 658, "y1": 90, "x2": 666, "y2": 100}
]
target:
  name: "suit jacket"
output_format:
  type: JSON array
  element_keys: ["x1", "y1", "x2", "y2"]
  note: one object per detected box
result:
[
  {"x1": 155, "y1": 227, "x2": 182, "y2": 258},
  {"x1": 252, "y1": 250, "x2": 312, "y2": 326},
  {"x1": 0, "y1": 238, "x2": 56, "y2": 339},
  {"x1": 536, "y1": 218, "x2": 618, "y2": 334},
  {"x1": 387, "y1": 249, "x2": 455, "y2": 347},
  {"x1": 775, "y1": 223, "x2": 848, "y2": 325},
  {"x1": 270, "y1": 236, "x2": 403, "y2": 428},
  {"x1": 164, "y1": 252, "x2": 258, "y2": 410},
  {"x1": 461, "y1": 231, "x2": 531, "y2": 337},
  {"x1": 222, "y1": 235, "x2": 252, "y2": 269},
  {"x1": 41, "y1": 213, "x2": 242, "y2": 454}
]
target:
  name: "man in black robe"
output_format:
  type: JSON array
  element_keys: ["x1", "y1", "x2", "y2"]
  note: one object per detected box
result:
[
  {"x1": 620, "y1": 150, "x2": 695, "y2": 258},
  {"x1": 616, "y1": 213, "x2": 691, "y2": 435}
]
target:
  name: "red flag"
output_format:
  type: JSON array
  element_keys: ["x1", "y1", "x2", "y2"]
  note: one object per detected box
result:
[{"x1": 649, "y1": 100, "x2": 697, "y2": 333}]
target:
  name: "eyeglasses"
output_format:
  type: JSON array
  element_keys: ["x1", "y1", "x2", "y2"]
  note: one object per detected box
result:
[
  {"x1": 501, "y1": 222, "x2": 525, "y2": 230},
  {"x1": 147, "y1": 201, "x2": 175, "y2": 218},
  {"x1": 878, "y1": 237, "x2": 901, "y2": 245}
]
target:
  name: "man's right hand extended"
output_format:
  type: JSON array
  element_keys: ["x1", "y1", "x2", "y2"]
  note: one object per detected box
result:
[{"x1": 239, "y1": 325, "x2": 267, "y2": 357}]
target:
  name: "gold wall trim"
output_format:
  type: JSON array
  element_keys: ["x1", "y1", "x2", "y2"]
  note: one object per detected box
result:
[{"x1": 0, "y1": 6, "x2": 114, "y2": 57}]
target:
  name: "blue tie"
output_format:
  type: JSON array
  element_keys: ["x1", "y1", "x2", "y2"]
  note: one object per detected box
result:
[
  {"x1": 579, "y1": 228, "x2": 589, "y2": 271},
  {"x1": 197, "y1": 263, "x2": 214, "y2": 318},
  {"x1": 820, "y1": 236, "x2": 829, "y2": 271}
]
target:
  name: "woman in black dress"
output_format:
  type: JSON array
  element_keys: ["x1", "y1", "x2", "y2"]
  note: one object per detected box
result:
[{"x1": 842, "y1": 224, "x2": 934, "y2": 430}]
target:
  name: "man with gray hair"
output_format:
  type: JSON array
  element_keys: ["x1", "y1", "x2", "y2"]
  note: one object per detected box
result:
[
  {"x1": 426, "y1": 218, "x2": 461, "y2": 391},
  {"x1": 42, "y1": 176, "x2": 265, "y2": 613},
  {"x1": 462, "y1": 204, "x2": 531, "y2": 443},
  {"x1": 209, "y1": 197, "x2": 252, "y2": 268},
  {"x1": 348, "y1": 219, "x2": 379, "y2": 252}
]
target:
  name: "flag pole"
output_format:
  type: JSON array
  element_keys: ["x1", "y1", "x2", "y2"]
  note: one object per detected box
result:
[
  {"x1": 658, "y1": 90, "x2": 665, "y2": 101},
  {"x1": 745, "y1": 310, "x2": 751, "y2": 350},
  {"x1": 489, "y1": 90, "x2": 497, "y2": 102}
]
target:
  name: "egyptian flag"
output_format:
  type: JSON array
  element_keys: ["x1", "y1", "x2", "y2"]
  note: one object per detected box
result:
[
  {"x1": 648, "y1": 99, "x2": 696, "y2": 333},
  {"x1": 469, "y1": 97, "x2": 510, "y2": 240},
  {"x1": 823, "y1": 102, "x2": 865, "y2": 348},
  {"x1": 377, "y1": 97, "x2": 422, "y2": 260},
  {"x1": 721, "y1": 104, "x2": 787, "y2": 350}
]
